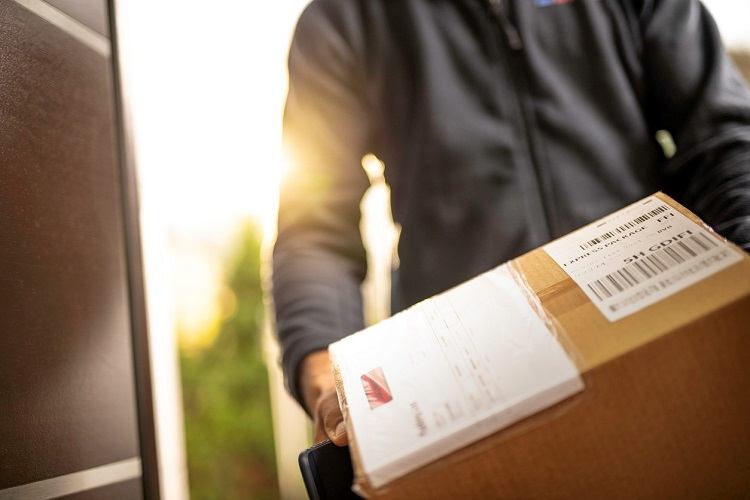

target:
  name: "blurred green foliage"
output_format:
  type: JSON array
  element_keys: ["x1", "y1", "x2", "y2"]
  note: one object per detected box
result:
[{"x1": 180, "y1": 224, "x2": 279, "y2": 499}]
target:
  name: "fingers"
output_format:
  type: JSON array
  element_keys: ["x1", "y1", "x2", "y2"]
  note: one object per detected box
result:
[
  {"x1": 300, "y1": 351, "x2": 348, "y2": 446},
  {"x1": 313, "y1": 416, "x2": 328, "y2": 444},
  {"x1": 313, "y1": 389, "x2": 348, "y2": 446},
  {"x1": 329, "y1": 421, "x2": 349, "y2": 446}
]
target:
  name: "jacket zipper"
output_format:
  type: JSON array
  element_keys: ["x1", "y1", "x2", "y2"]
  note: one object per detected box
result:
[
  {"x1": 487, "y1": 0, "x2": 523, "y2": 50},
  {"x1": 486, "y1": 0, "x2": 558, "y2": 241}
]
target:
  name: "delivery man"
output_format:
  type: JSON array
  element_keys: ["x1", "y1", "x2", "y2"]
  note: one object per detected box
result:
[{"x1": 271, "y1": 0, "x2": 750, "y2": 445}]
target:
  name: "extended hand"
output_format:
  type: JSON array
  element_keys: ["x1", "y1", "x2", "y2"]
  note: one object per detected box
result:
[{"x1": 300, "y1": 350, "x2": 348, "y2": 446}]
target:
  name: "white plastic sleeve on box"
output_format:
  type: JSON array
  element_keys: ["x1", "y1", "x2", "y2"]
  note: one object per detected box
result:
[{"x1": 329, "y1": 264, "x2": 584, "y2": 490}]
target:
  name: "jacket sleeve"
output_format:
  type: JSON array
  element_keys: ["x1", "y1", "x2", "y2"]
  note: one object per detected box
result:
[
  {"x1": 271, "y1": 2, "x2": 371, "y2": 407},
  {"x1": 640, "y1": 0, "x2": 750, "y2": 249}
]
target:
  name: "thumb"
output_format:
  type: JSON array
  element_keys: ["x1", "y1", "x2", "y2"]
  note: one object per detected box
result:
[{"x1": 330, "y1": 421, "x2": 349, "y2": 446}]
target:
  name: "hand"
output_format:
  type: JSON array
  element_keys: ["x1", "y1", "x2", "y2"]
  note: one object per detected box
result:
[{"x1": 299, "y1": 350, "x2": 348, "y2": 446}]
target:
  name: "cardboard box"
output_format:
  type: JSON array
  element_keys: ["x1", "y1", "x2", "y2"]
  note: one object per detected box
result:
[{"x1": 330, "y1": 193, "x2": 750, "y2": 498}]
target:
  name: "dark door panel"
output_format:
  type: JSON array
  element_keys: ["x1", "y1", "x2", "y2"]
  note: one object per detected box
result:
[{"x1": 0, "y1": 0, "x2": 144, "y2": 496}]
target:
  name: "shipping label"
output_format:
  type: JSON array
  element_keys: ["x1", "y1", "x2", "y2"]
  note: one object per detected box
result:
[
  {"x1": 543, "y1": 195, "x2": 743, "y2": 321},
  {"x1": 329, "y1": 265, "x2": 582, "y2": 488}
]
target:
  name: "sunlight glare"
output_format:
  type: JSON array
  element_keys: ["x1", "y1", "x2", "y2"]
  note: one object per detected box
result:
[{"x1": 119, "y1": 1, "x2": 308, "y2": 350}]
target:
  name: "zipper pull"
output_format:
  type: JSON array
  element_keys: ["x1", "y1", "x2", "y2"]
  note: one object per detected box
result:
[{"x1": 487, "y1": 0, "x2": 524, "y2": 51}]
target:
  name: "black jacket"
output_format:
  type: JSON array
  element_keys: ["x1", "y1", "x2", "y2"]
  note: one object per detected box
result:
[{"x1": 272, "y1": 0, "x2": 750, "y2": 405}]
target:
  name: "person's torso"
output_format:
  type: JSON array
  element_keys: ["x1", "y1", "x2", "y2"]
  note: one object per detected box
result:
[{"x1": 346, "y1": 0, "x2": 665, "y2": 309}]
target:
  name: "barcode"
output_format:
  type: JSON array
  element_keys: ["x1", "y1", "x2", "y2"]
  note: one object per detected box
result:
[
  {"x1": 579, "y1": 205, "x2": 670, "y2": 251},
  {"x1": 585, "y1": 232, "x2": 718, "y2": 301}
]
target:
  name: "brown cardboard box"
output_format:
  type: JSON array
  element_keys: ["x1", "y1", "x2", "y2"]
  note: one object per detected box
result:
[{"x1": 340, "y1": 193, "x2": 750, "y2": 499}]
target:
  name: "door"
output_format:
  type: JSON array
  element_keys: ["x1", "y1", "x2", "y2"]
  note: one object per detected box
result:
[{"x1": 0, "y1": 0, "x2": 157, "y2": 498}]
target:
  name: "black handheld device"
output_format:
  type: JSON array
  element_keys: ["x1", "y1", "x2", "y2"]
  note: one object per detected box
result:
[{"x1": 298, "y1": 440, "x2": 361, "y2": 499}]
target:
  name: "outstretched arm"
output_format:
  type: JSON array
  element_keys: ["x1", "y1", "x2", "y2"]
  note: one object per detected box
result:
[
  {"x1": 272, "y1": 1, "x2": 371, "y2": 440},
  {"x1": 641, "y1": 0, "x2": 750, "y2": 249}
]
